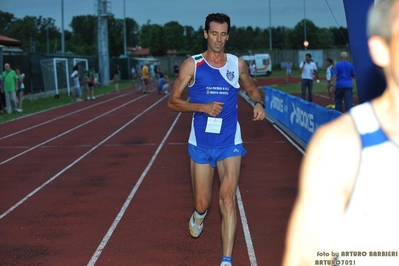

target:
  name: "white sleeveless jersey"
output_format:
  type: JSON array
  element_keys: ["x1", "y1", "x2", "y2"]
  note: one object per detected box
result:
[
  {"x1": 334, "y1": 102, "x2": 399, "y2": 265},
  {"x1": 188, "y1": 53, "x2": 242, "y2": 148}
]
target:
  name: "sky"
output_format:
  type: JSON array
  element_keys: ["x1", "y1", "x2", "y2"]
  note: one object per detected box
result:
[{"x1": 1, "y1": 0, "x2": 347, "y2": 31}]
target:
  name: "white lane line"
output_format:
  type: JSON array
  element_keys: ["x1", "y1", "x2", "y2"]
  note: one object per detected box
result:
[
  {"x1": 237, "y1": 186, "x2": 258, "y2": 266},
  {"x1": 314, "y1": 93, "x2": 330, "y2": 99},
  {"x1": 0, "y1": 95, "x2": 168, "y2": 220},
  {"x1": 270, "y1": 124, "x2": 305, "y2": 155},
  {"x1": 0, "y1": 92, "x2": 132, "y2": 141},
  {"x1": 239, "y1": 91, "x2": 306, "y2": 265},
  {"x1": 87, "y1": 111, "x2": 181, "y2": 266},
  {"x1": 0, "y1": 95, "x2": 146, "y2": 166}
]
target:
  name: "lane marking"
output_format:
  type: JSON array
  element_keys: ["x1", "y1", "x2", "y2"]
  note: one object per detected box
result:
[
  {"x1": 0, "y1": 92, "x2": 133, "y2": 141},
  {"x1": 237, "y1": 186, "x2": 258, "y2": 266},
  {"x1": 87, "y1": 109, "x2": 181, "y2": 266},
  {"x1": 0, "y1": 95, "x2": 168, "y2": 220},
  {"x1": 314, "y1": 93, "x2": 330, "y2": 99},
  {"x1": 271, "y1": 124, "x2": 305, "y2": 155},
  {"x1": 0, "y1": 95, "x2": 147, "y2": 166},
  {"x1": 238, "y1": 90, "x2": 306, "y2": 265}
]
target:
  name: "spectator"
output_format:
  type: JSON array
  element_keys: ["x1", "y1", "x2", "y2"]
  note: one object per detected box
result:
[
  {"x1": 87, "y1": 66, "x2": 96, "y2": 100},
  {"x1": 325, "y1": 58, "x2": 335, "y2": 109},
  {"x1": 1, "y1": 63, "x2": 20, "y2": 113},
  {"x1": 15, "y1": 66, "x2": 25, "y2": 112},
  {"x1": 82, "y1": 71, "x2": 90, "y2": 100},
  {"x1": 71, "y1": 65, "x2": 83, "y2": 102},
  {"x1": 141, "y1": 63, "x2": 150, "y2": 94},
  {"x1": 113, "y1": 64, "x2": 121, "y2": 92},
  {"x1": 0, "y1": 74, "x2": 4, "y2": 113},
  {"x1": 299, "y1": 53, "x2": 318, "y2": 102},
  {"x1": 157, "y1": 73, "x2": 170, "y2": 95},
  {"x1": 285, "y1": 60, "x2": 292, "y2": 84},
  {"x1": 330, "y1": 51, "x2": 356, "y2": 112}
]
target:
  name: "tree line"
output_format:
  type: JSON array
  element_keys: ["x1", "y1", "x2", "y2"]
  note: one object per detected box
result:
[{"x1": 0, "y1": 11, "x2": 349, "y2": 57}]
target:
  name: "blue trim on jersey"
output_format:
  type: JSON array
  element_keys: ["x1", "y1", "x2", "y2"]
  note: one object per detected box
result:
[
  {"x1": 188, "y1": 53, "x2": 242, "y2": 148},
  {"x1": 361, "y1": 128, "x2": 389, "y2": 148}
]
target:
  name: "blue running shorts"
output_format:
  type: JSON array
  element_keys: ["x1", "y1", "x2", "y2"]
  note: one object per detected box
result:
[{"x1": 188, "y1": 144, "x2": 247, "y2": 168}]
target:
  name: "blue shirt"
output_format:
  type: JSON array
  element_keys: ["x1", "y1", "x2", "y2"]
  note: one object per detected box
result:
[
  {"x1": 157, "y1": 77, "x2": 166, "y2": 90},
  {"x1": 332, "y1": 61, "x2": 355, "y2": 89}
]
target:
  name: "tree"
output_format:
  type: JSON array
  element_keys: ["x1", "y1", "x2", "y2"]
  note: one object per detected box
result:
[
  {"x1": 140, "y1": 22, "x2": 167, "y2": 56},
  {"x1": 1, "y1": 10, "x2": 350, "y2": 56},
  {"x1": 285, "y1": 19, "x2": 324, "y2": 49},
  {"x1": 69, "y1": 15, "x2": 97, "y2": 55},
  {"x1": 7, "y1": 16, "x2": 58, "y2": 52},
  {"x1": 191, "y1": 26, "x2": 207, "y2": 54},
  {"x1": 272, "y1": 26, "x2": 289, "y2": 50},
  {"x1": 125, "y1": 18, "x2": 140, "y2": 48},
  {"x1": 107, "y1": 16, "x2": 125, "y2": 57},
  {"x1": 182, "y1": 25, "x2": 196, "y2": 54},
  {"x1": 163, "y1": 21, "x2": 185, "y2": 51},
  {"x1": 0, "y1": 11, "x2": 17, "y2": 36},
  {"x1": 329, "y1": 26, "x2": 349, "y2": 48}
]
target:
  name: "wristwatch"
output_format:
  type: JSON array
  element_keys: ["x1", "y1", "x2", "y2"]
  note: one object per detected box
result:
[{"x1": 254, "y1": 101, "x2": 265, "y2": 109}]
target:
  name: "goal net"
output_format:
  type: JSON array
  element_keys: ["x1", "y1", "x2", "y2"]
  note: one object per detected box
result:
[{"x1": 40, "y1": 58, "x2": 70, "y2": 95}]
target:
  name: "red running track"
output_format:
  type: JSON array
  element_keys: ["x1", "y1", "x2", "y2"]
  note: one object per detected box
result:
[{"x1": 0, "y1": 81, "x2": 305, "y2": 266}]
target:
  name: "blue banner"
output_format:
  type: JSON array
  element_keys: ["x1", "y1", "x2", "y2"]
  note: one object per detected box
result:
[
  {"x1": 265, "y1": 87, "x2": 341, "y2": 143},
  {"x1": 343, "y1": 0, "x2": 386, "y2": 103}
]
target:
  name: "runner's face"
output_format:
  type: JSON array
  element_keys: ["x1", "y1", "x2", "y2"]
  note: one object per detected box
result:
[{"x1": 204, "y1": 22, "x2": 229, "y2": 53}]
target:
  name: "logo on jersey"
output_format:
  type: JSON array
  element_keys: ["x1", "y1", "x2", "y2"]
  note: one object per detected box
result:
[{"x1": 226, "y1": 70, "x2": 235, "y2": 81}]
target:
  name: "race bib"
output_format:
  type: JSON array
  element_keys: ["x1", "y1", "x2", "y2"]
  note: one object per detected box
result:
[{"x1": 205, "y1": 117, "x2": 223, "y2": 134}]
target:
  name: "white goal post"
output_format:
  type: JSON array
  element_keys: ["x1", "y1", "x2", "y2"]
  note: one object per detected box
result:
[{"x1": 40, "y1": 58, "x2": 70, "y2": 95}]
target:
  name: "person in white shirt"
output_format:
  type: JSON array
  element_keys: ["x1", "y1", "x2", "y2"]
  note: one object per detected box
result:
[
  {"x1": 71, "y1": 65, "x2": 83, "y2": 102},
  {"x1": 325, "y1": 58, "x2": 334, "y2": 108},
  {"x1": 15, "y1": 66, "x2": 25, "y2": 112},
  {"x1": 299, "y1": 53, "x2": 318, "y2": 102}
]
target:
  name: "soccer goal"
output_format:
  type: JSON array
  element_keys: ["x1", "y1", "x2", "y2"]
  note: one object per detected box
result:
[
  {"x1": 73, "y1": 58, "x2": 88, "y2": 69},
  {"x1": 40, "y1": 58, "x2": 70, "y2": 96}
]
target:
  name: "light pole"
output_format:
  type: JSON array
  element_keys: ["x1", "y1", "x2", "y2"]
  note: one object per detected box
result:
[
  {"x1": 61, "y1": 0, "x2": 65, "y2": 53},
  {"x1": 46, "y1": 27, "x2": 49, "y2": 54},
  {"x1": 123, "y1": 0, "x2": 127, "y2": 57},
  {"x1": 303, "y1": 0, "x2": 307, "y2": 50},
  {"x1": 268, "y1": 0, "x2": 272, "y2": 51}
]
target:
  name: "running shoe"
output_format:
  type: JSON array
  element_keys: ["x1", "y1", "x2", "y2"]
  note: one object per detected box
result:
[
  {"x1": 220, "y1": 262, "x2": 232, "y2": 266},
  {"x1": 189, "y1": 211, "x2": 206, "y2": 238}
]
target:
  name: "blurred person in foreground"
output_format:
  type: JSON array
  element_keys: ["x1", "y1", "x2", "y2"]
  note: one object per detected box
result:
[
  {"x1": 283, "y1": 1, "x2": 399, "y2": 265},
  {"x1": 168, "y1": 13, "x2": 265, "y2": 266}
]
